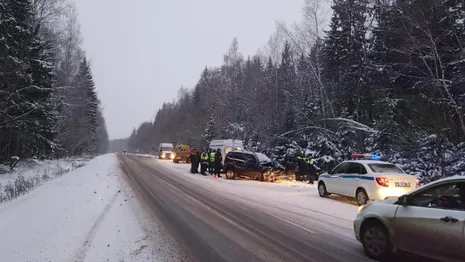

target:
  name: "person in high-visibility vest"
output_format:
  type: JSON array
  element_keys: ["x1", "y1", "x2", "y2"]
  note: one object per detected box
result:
[
  {"x1": 306, "y1": 153, "x2": 319, "y2": 184},
  {"x1": 209, "y1": 148, "x2": 216, "y2": 174},
  {"x1": 200, "y1": 149, "x2": 209, "y2": 176},
  {"x1": 296, "y1": 151, "x2": 307, "y2": 181}
]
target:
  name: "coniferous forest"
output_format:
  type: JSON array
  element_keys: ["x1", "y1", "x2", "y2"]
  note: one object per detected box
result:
[
  {"x1": 126, "y1": 0, "x2": 464, "y2": 182},
  {"x1": 0, "y1": 0, "x2": 109, "y2": 161}
]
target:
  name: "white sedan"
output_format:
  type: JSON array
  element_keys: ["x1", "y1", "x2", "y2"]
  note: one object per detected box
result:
[{"x1": 318, "y1": 155, "x2": 419, "y2": 206}]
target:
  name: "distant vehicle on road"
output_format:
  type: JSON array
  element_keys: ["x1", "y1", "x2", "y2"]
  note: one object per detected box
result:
[
  {"x1": 354, "y1": 176, "x2": 465, "y2": 261},
  {"x1": 158, "y1": 143, "x2": 174, "y2": 160},
  {"x1": 173, "y1": 144, "x2": 191, "y2": 163},
  {"x1": 318, "y1": 154, "x2": 419, "y2": 206},
  {"x1": 223, "y1": 151, "x2": 283, "y2": 182},
  {"x1": 209, "y1": 139, "x2": 243, "y2": 166}
]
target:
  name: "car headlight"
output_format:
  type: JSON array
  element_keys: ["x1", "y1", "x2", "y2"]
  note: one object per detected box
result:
[
  {"x1": 358, "y1": 205, "x2": 366, "y2": 214},
  {"x1": 161, "y1": 153, "x2": 165, "y2": 158},
  {"x1": 170, "y1": 154, "x2": 175, "y2": 159}
]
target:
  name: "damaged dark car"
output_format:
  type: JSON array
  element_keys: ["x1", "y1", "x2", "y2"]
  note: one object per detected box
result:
[{"x1": 224, "y1": 151, "x2": 284, "y2": 182}]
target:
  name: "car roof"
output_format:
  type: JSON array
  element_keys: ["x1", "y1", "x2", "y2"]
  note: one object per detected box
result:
[
  {"x1": 431, "y1": 175, "x2": 465, "y2": 183},
  {"x1": 228, "y1": 150, "x2": 253, "y2": 155}
]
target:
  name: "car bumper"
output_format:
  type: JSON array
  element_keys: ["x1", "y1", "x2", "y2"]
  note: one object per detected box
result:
[
  {"x1": 368, "y1": 187, "x2": 412, "y2": 201},
  {"x1": 353, "y1": 215, "x2": 363, "y2": 242},
  {"x1": 159, "y1": 153, "x2": 174, "y2": 159}
]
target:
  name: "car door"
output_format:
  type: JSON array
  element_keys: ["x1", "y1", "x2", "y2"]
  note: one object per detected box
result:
[
  {"x1": 243, "y1": 154, "x2": 259, "y2": 178},
  {"x1": 326, "y1": 162, "x2": 349, "y2": 194},
  {"x1": 342, "y1": 162, "x2": 366, "y2": 197},
  {"x1": 393, "y1": 181, "x2": 465, "y2": 261},
  {"x1": 234, "y1": 153, "x2": 247, "y2": 175}
]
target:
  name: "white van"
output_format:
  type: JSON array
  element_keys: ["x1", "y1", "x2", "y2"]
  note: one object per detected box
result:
[
  {"x1": 209, "y1": 139, "x2": 244, "y2": 165},
  {"x1": 158, "y1": 143, "x2": 174, "y2": 160}
]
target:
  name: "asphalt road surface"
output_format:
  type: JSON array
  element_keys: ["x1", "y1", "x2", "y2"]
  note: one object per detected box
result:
[{"x1": 118, "y1": 153, "x2": 379, "y2": 262}]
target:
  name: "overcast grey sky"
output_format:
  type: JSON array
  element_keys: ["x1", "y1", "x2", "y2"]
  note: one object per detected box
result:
[{"x1": 74, "y1": 0, "x2": 304, "y2": 139}]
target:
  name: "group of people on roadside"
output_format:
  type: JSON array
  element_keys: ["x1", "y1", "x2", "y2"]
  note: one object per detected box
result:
[
  {"x1": 295, "y1": 151, "x2": 320, "y2": 184},
  {"x1": 189, "y1": 148, "x2": 222, "y2": 178}
]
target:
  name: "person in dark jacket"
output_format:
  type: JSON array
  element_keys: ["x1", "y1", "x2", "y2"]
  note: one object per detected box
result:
[
  {"x1": 214, "y1": 148, "x2": 222, "y2": 178},
  {"x1": 190, "y1": 148, "x2": 198, "y2": 174},
  {"x1": 195, "y1": 149, "x2": 201, "y2": 174}
]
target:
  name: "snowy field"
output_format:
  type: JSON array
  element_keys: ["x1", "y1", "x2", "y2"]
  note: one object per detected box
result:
[
  {"x1": 0, "y1": 154, "x2": 185, "y2": 262},
  {"x1": 0, "y1": 157, "x2": 89, "y2": 202}
]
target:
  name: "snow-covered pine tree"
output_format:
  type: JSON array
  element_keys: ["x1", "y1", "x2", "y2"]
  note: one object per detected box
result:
[
  {"x1": 95, "y1": 108, "x2": 109, "y2": 154},
  {"x1": 202, "y1": 105, "x2": 216, "y2": 146},
  {"x1": 0, "y1": 0, "x2": 57, "y2": 160},
  {"x1": 70, "y1": 58, "x2": 99, "y2": 155},
  {"x1": 277, "y1": 41, "x2": 297, "y2": 134}
]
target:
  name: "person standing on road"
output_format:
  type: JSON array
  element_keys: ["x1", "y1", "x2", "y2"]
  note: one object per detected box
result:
[
  {"x1": 200, "y1": 149, "x2": 209, "y2": 176},
  {"x1": 190, "y1": 148, "x2": 199, "y2": 174},
  {"x1": 214, "y1": 148, "x2": 222, "y2": 178},
  {"x1": 296, "y1": 151, "x2": 308, "y2": 182},
  {"x1": 306, "y1": 153, "x2": 318, "y2": 185},
  {"x1": 195, "y1": 149, "x2": 201, "y2": 173},
  {"x1": 209, "y1": 148, "x2": 215, "y2": 174}
]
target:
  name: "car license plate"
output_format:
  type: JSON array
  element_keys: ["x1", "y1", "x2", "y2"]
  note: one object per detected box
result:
[{"x1": 395, "y1": 182, "x2": 410, "y2": 187}]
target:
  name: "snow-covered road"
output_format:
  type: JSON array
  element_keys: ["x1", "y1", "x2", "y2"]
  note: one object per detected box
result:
[
  {"x1": 120, "y1": 154, "x2": 370, "y2": 262},
  {"x1": 0, "y1": 154, "x2": 185, "y2": 262}
]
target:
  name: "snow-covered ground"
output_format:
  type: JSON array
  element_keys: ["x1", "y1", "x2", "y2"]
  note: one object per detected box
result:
[
  {"x1": 0, "y1": 157, "x2": 88, "y2": 202},
  {"x1": 0, "y1": 154, "x2": 184, "y2": 262}
]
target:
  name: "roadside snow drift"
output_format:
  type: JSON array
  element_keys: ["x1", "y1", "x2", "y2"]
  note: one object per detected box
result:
[
  {"x1": 0, "y1": 157, "x2": 88, "y2": 202},
  {"x1": 0, "y1": 154, "x2": 184, "y2": 262}
]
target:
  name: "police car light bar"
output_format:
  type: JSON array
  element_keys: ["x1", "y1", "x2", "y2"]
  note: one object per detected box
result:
[{"x1": 352, "y1": 153, "x2": 381, "y2": 160}]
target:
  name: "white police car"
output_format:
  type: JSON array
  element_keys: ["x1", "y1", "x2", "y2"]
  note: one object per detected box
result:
[{"x1": 318, "y1": 154, "x2": 420, "y2": 206}]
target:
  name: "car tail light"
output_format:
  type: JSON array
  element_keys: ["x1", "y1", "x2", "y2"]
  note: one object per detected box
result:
[
  {"x1": 416, "y1": 178, "x2": 420, "y2": 187},
  {"x1": 376, "y1": 177, "x2": 389, "y2": 187}
]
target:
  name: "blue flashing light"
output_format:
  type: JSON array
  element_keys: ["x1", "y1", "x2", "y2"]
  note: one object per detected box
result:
[{"x1": 352, "y1": 153, "x2": 381, "y2": 160}]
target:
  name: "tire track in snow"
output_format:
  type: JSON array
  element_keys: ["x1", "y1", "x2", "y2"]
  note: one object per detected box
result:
[{"x1": 74, "y1": 190, "x2": 120, "y2": 262}]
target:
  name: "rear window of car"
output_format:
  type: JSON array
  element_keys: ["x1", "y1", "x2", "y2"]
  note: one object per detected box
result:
[{"x1": 368, "y1": 163, "x2": 404, "y2": 174}]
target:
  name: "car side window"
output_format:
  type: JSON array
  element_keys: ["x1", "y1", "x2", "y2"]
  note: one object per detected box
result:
[
  {"x1": 332, "y1": 163, "x2": 348, "y2": 174},
  {"x1": 410, "y1": 182, "x2": 465, "y2": 211},
  {"x1": 245, "y1": 154, "x2": 257, "y2": 166},
  {"x1": 235, "y1": 153, "x2": 246, "y2": 162},
  {"x1": 347, "y1": 163, "x2": 366, "y2": 174},
  {"x1": 227, "y1": 152, "x2": 236, "y2": 159}
]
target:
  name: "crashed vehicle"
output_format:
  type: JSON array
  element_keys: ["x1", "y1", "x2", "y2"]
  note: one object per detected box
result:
[{"x1": 223, "y1": 150, "x2": 284, "y2": 182}]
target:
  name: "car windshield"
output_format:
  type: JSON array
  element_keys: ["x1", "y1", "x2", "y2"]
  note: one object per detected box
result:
[
  {"x1": 161, "y1": 147, "x2": 173, "y2": 151},
  {"x1": 255, "y1": 153, "x2": 271, "y2": 163},
  {"x1": 368, "y1": 163, "x2": 404, "y2": 174}
]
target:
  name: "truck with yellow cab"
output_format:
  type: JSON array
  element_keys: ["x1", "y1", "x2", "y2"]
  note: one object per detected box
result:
[{"x1": 173, "y1": 144, "x2": 191, "y2": 163}]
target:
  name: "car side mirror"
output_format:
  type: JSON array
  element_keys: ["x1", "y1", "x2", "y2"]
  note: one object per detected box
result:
[{"x1": 398, "y1": 195, "x2": 409, "y2": 206}]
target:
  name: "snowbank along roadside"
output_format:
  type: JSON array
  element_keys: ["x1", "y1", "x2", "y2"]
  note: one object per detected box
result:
[
  {"x1": 0, "y1": 153, "x2": 185, "y2": 262},
  {"x1": 0, "y1": 157, "x2": 88, "y2": 202}
]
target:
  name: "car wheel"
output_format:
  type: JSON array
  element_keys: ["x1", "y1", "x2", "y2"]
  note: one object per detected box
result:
[
  {"x1": 356, "y1": 189, "x2": 369, "y2": 206},
  {"x1": 225, "y1": 170, "x2": 236, "y2": 179},
  {"x1": 261, "y1": 170, "x2": 271, "y2": 182},
  {"x1": 318, "y1": 182, "x2": 329, "y2": 197},
  {"x1": 361, "y1": 221, "x2": 392, "y2": 261}
]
